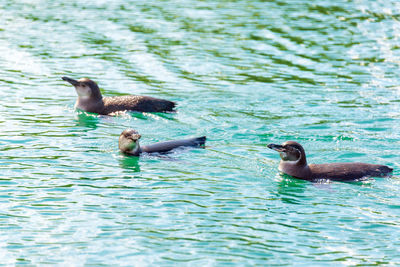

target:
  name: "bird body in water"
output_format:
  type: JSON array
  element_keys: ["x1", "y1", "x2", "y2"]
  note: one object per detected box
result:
[
  {"x1": 268, "y1": 141, "x2": 393, "y2": 181},
  {"x1": 119, "y1": 128, "x2": 206, "y2": 156},
  {"x1": 62, "y1": 77, "x2": 175, "y2": 115}
]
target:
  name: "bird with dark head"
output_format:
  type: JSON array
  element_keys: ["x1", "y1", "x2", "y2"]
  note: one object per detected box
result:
[
  {"x1": 268, "y1": 141, "x2": 393, "y2": 181},
  {"x1": 119, "y1": 128, "x2": 206, "y2": 156},
  {"x1": 62, "y1": 77, "x2": 176, "y2": 115}
]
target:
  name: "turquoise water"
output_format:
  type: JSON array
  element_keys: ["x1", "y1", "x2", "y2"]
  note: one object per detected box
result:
[{"x1": 1, "y1": 0, "x2": 400, "y2": 265}]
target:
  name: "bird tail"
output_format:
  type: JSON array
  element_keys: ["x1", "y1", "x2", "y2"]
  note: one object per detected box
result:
[{"x1": 194, "y1": 136, "x2": 206, "y2": 146}]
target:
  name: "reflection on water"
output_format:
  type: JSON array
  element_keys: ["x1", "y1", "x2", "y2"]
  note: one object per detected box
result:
[
  {"x1": 276, "y1": 175, "x2": 308, "y2": 204},
  {"x1": 74, "y1": 112, "x2": 100, "y2": 130},
  {"x1": 118, "y1": 153, "x2": 141, "y2": 172}
]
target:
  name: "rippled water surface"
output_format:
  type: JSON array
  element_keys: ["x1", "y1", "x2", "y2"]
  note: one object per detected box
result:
[{"x1": 1, "y1": 0, "x2": 400, "y2": 265}]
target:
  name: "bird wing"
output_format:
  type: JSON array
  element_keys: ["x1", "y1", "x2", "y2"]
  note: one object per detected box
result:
[
  {"x1": 141, "y1": 136, "x2": 206, "y2": 154},
  {"x1": 103, "y1": 95, "x2": 175, "y2": 113},
  {"x1": 309, "y1": 162, "x2": 391, "y2": 180}
]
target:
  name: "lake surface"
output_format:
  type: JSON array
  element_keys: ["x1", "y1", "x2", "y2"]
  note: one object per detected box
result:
[{"x1": 1, "y1": 0, "x2": 400, "y2": 265}]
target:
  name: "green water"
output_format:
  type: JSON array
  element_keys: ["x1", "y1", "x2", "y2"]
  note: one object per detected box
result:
[{"x1": 1, "y1": 0, "x2": 400, "y2": 265}]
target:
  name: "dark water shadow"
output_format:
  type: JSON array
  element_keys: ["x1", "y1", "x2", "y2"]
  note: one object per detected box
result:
[
  {"x1": 118, "y1": 154, "x2": 141, "y2": 172},
  {"x1": 74, "y1": 112, "x2": 100, "y2": 130},
  {"x1": 117, "y1": 147, "x2": 199, "y2": 173},
  {"x1": 276, "y1": 174, "x2": 309, "y2": 204}
]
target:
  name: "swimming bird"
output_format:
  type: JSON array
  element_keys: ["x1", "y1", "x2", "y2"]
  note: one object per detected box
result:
[
  {"x1": 62, "y1": 77, "x2": 175, "y2": 115},
  {"x1": 268, "y1": 141, "x2": 393, "y2": 181},
  {"x1": 119, "y1": 128, "x2": 206, "y2": 156}
]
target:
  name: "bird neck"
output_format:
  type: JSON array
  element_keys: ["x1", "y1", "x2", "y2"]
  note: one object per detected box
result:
[
  {"x1": 279, "y1": 159, "x2": 311, "y2": 178},
  {"x1": 75, "y1": 97, "x2": 105, "y2": 113},
  {"x1": 127, "y1": 143, "x2": 141, "y2": 156}
]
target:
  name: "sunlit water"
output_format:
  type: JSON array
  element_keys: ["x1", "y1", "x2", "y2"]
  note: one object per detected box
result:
[{"x1": 1, "y1": 0, "x2": 400, "y2": 265}]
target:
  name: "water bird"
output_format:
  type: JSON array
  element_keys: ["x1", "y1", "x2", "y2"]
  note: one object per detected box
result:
[
  {"x1": 119, "y1": 128, "x2": 206, "y2": 156},
  {"x1": 268, "y1": 141, "x2": 393, "y2": 181},
  {"x1": 62, "y1": 77, "x2": 175, "y2": 115}
]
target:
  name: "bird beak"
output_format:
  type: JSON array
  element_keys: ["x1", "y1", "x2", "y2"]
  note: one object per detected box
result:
[
  {"x1": 62, "y1": 76, "x2": 80, "y2": 86},
  {"x1": 267, "y1": 143, "x2": 284, "y2": 152},
  {"x1": 130, "y1": 134, "x2": 141, "y2": 141}
]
